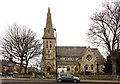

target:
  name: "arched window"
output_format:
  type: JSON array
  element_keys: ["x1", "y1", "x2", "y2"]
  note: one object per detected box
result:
[
  {"x1": 46, "y1": 41, "x2": 48, "y2": 48},
  {"x1": 85, "y1": 64, "x2": 88, "y2": 70},
  {"x1": 50, "y1": 41, "x2": 52, "y2": 48},
  {"x1": 50, "y1": 44, "x2": 52, "y2": 48},
  {"x1": 75, "y1": 67, "x2": 78, "y2": 71},
  {"x1": 91, "y1": 64, "x2": 93, "y2": 70},
  {"x1": 67, "y1": 66, "x2": 70, "y2": 71},
  {"x1": 65, "y1": 58, "x2": 68, "y2": 60},
  {"x1": 58, "y1": 66, "x2": 61, "y2": 68}
]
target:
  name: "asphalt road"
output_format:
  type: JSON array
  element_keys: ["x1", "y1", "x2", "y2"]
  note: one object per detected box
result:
[{"x1": 1, "y1": 80, "x2": 119, "y2": 84}]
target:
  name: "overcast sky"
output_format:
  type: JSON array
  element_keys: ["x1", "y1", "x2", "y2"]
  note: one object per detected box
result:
[{"x1": 0, "y1": 0, "x2": 114, "y2": 56}]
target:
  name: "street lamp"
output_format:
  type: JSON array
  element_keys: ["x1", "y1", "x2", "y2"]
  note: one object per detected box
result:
[{"x1": 54, "y1": 28, "x2": 57, "y2": 80}]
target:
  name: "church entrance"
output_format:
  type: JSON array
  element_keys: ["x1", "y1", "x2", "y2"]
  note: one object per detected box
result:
[{"x1": 47, "y1": 66, "x2": 51, "y2": 72}]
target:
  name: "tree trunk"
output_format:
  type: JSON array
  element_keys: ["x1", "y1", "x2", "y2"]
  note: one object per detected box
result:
[
  {"x1": 24, "y1": 61, "x2": 28, "y2": 74},
  {"x1": 24, "y1": 66, "x2": 27, "y2": 74},
  {"x1": 111, "y1": 53, "x2": 117, "y2": 75},
  {"x1": 19, "y1": 61, "x2": 23, "y2": 74},
  {"x1": 97, "y1": 63, "x2": 99, "y2": 73},
  {"x1": 111, "y1": 59, "x2": 117, "y2": 75}
]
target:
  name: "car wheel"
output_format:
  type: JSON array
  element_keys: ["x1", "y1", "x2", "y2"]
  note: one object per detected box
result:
[
  {"x1": 73, "y1": 79, "x2": 77, "y2": 83},
  {"x1": 58, "y1": 79, "x2": 62, "y2": 82}
]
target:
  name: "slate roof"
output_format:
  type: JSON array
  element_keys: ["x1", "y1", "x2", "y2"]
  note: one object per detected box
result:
[
  {"x1": 91, "y1": 48, "x2": 104, "y2": 64},
  {"x1": 56, "y1": 46, "x2": 86, "y2": 57},
  {"x1": 56, "y1": 46, "x2": 104, "y2": 65}
]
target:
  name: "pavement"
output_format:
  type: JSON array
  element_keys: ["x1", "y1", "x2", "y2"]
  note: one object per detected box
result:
[
  {"x1": 0, "y1": 76, "x2": 120, "y2": 83},
  {"x1": 0, "y1": 76, "x2": 55, "y2": 81}
]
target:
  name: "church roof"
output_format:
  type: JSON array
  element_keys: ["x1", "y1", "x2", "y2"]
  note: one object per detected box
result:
[
  {"x1": 57, "y1": 46, "x2": 86, "y2": 57},
  {"x1": 56, "y1": 46, "x2": 104, "y2": 65},
  {"x1": 91, "y1": 48, "x2": 104, "y2": 64}
]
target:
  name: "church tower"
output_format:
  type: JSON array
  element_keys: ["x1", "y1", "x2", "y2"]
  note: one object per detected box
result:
[{"x1": 41, "y1": 7, "x2": 56, "y2": 73}]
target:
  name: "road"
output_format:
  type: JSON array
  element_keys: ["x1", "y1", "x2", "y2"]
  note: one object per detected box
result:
[{"x1": 1, "y1": 79, "x2": 120, "y2": 84}]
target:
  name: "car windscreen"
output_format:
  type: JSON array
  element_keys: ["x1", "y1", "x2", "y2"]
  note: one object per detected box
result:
[
  {"x1": 67, "y1": 74, "x2": 73, "y2": 77},
  {"x1": 60, "y1": 74, "x2": 67, "y2": 77}
]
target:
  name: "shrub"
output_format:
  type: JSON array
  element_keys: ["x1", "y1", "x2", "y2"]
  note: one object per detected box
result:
[
  {"x1": 36, "y1": 74, "x2": 40, "y2": 78},
  {"x1": 80, "y1": 71, "x2": 93, "y2": 75},
  {"x1": 49, "y1": 70, "x2": 56, "y2": 75},
  {"x1": 28, "y1": 70, "x2": 33, "y2": 75}
]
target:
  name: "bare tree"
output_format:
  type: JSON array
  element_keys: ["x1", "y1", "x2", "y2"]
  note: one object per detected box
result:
[
  {"x1": 23, "y1": 30, "x2": 42, "y2": 74},
  {"x1": 87, "y1": 1, "x2": 120, "y2": 75},
  {"x1": 1, "y1": 23, "x2": 42, "y2": 74},
  {"x1": 32, "y1": 57, "x2": 42, "y2": 71}
]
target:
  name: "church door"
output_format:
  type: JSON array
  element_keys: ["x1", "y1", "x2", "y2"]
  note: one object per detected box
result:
[{"x1": 47, "y1": 66, "x2": 51, "y2": 72}]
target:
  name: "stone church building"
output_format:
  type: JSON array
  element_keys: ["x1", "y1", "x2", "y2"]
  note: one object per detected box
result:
[{"x1": 41, "y1": 7, "x2": 104, "y2": 74}]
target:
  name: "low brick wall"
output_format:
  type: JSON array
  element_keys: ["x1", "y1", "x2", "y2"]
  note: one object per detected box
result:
[
  {"x1": 45, "y1": 75, "x2": 56, "y2": 79},
  {"x1": 78, "y1": 75, "x2": 119, "y2": 80},
  {"x1": 13, "y1": 74, "x2": 32, "y2": 78},
  {"x1": 13, "y1": 74, "x2": 119, "y2": 80}
]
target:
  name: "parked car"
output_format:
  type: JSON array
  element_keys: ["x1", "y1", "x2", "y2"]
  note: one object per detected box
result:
[
  {"x1": 8, "y1": 72, "x2": 13, "y2": 76},
  {"x1": 0, "y1": 73, "x2": 2, "y2": 76},
  {"x1": 57, "y1": 73, "x2": 80, "y2": 83},
  {"x1": 13, "y1": 71, "x2": 18, "y2": 74}
]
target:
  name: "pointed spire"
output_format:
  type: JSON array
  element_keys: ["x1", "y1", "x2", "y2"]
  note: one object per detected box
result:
[
  {"x1": 48, "y1": 7, "x2": 50, "y2": 15},
  {"x1": 46, "y1": 7, "x2": 53, "y2": 28},
  {"x1": 42, "y1": 7, "x2": 55, "y2": 39}
]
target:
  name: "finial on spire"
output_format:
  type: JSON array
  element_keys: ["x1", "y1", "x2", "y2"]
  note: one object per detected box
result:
[
  {"x1": 48, "y1": 3, "x2": 51, "y2": 14},
  {"x1": 46, "y1": 6, "x2": 52, "y2": 28},
  {"x1": 48, "y1": 6, "x2": 50, "y2": 14}
]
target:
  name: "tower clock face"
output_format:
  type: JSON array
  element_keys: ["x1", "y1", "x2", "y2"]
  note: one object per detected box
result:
[{"x1": 86, "y1": 55, "x2": 92, "y2": 61}]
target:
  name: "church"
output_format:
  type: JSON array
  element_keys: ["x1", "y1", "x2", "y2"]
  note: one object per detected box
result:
[{"x1": 40, "y1": 7, "x2": 104, "y2": 74}]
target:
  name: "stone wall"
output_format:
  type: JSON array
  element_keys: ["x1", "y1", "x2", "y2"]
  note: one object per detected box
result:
[
  {"x1": 13, "y1": 74, "x2": 32, "y2": 78},
  {"x1": 78, "y1": 75, "x2": 119, "y2": 80},
  {"x1": 46, "y1": 75, "x2": 119, "y2": 80}
]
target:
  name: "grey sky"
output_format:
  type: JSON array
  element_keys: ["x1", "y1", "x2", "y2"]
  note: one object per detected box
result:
[{"x1": 0, "y1": 0, "x2": 113, "y2": 57}]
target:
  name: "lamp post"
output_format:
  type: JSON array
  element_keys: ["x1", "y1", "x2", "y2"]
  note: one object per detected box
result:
[{"x1": 54, "y1": 28, "x2": 57, "y2": 80}]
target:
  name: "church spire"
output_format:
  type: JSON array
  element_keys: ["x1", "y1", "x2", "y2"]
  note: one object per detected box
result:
[
  {"x1": 42, "y1": 7, "x2": 55, "y2": 39},
  {"x1": 46, "y1": 7, "x2": 53, "y2": 28}
]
